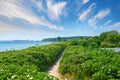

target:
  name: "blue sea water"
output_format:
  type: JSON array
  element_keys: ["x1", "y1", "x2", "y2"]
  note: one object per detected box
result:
[{"x1": 0, "y1": 41, "x2": 52, "y2": 52}]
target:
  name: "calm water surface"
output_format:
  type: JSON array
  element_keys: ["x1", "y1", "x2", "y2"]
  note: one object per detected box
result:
[{"x1": 0, "y1": 41, "x2": 52, "y2": 52}]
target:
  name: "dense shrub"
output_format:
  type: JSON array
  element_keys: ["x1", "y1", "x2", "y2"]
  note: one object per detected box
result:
[
  {"x1": 0, "y1": 43, "x2": 66, "y2": 79},
  {"x1": 59, "y1": 46, "x2": 120, "y2": 80},
  {"x1": 0, "y1": 64, "x2": 58, "y2": 80}
]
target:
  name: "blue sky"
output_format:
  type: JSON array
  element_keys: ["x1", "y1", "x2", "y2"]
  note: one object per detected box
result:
[{"x1": 0, "y1": 0, "x2": 120, "y2": 40}]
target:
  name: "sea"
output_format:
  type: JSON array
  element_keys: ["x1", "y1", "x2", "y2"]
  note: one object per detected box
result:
[{"x1": 0, "y1": 41, "x2": 52, "y2": 52}]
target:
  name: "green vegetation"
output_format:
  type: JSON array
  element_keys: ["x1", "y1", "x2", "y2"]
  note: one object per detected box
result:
[
  {"x1": 59, "y1": 30, "x2": 120, "y2": 80},
  {"x1": 67, "y1": 30, "x2": 120, "y2": 48},
  {"x1": 42, "y1": 36, "x2": 91, "y2": 42},
  {"x1": 0, "y1": 43, "x2": 66, "y2": 80},
  {"x1": 59, "y1": 46, "x2": 120, "y2": 80},
  {"x1": 0, "y1": 30, "x2": 120, "y2": 80},
  {"x1": 88, "y1": 30, "x2": 120, "y2": 48}
]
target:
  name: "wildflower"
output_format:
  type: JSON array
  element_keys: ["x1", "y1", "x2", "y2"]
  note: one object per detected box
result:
[
  {"x1": 27, "y1": 74, "x2": 30, "y2": 77},
  {"x1": 109, "y1": 68, "x2": 111, "y2": 71},
  {"x1": 11, "y1": 75, "x2": 16, "y2": 79},
  {"x1": 49, "y1": 76, "x2": 52, "y2": 79},
  {"x1": 27, "y1": 69, "x2": 29, "y2": 72},
  {"x1": 53, "y1": 77, "x2": 57, "y2": 80},
  {"x1": 7, "y1": 77, "x2": 10, "y2": 80},
  {"x1": 0, "y1": 68, "x2": 3, "y2": 71},
  {"x1": 29, "y1": 76, "x2": 33, "y2": 80},
  {"x1": 65, "y1": 78, "x2": 68, "y2": 80},
  {"x1": 101, "y1": 67, "x2": 104, "y2": 69},
  {"x1": 43, "y1": 77, "x2": 47, "y2": 80}
]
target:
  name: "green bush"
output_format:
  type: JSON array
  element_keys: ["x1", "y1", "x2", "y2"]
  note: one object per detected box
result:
[
  {"x1": 0, "y1": 43, "x2": 66, "y2": 79},
  {"x1": 59, "y1": 46, "x2": 120, "y2": 80}
]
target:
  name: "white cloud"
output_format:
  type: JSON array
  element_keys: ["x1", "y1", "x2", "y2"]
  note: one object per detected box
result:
[
  {"x1": 99, "y1": 20, "x2": 112, "y2": 30},
  {"x1": 83, "y1": 0, "x2": 89, "y2": 4},
  {"x1": 99, "y1": 21, "x2": 120, "y2": 32},
  {"x1": 0, "y1": 19, "x2": 59, "y2": 40},
  {"x1": 32, "y1": 0, "x2": 45, "y2": 11},
  {"x1": 88, "y1": 8, "x2": 110, "y2": 27},
  {"x1": 46, "y1": 0, "x2": 67, "y2": 21},
  {"x1": 110, "y1": 21, "x2": 120, "y2": 28},
  {"x1": 0, "y1": 0, "x2": 64, "y2": 31},
  {"x1": 78, "y1": 3, "x2": 96, "y2": 21},
  {"x1": 0, "y1": 0, "x2": 40, "y2": 25},
  {"x1": 0, "y1": 20, "x2": 24, "y2": 32},
  {"x1": 75, "y1": 0, "x2": 89, "y2": 12},
  {"x1": 94, "y1": 8, "x2": 110, "y2": 19},
  {"x1": 32, "y1": 0, "x2": 67, "y2": 21},
  {"x1": 108, "y1": 21, "x2": 120, "y2": 32},
  {"x1": 104, "y1": 20, "x2": 112, "y2": 26}
]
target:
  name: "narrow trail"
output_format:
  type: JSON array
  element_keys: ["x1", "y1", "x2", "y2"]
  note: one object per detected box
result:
[{"x1": 47, "y1": 51, "x2": 64, "y2": 80}]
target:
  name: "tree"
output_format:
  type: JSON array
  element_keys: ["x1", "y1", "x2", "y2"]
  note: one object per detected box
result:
[
  {"x1": 57, "y1": 36, "x2": 62, "y2": 42},
  {"x1": 99, "y1": 30, "x2": 118, "y2": 41}
]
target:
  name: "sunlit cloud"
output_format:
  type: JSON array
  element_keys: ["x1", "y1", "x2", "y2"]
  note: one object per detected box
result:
[
  {"x1": 83, "y1": 0, "x2": 89, "y2": 4},
  {"x1": 88, "y1": 8, "x2": 110, "y2": 27},
  {"x1": 110, "y1": 21, "x2": 120, "y2": 28},
  {"x1": 32, "y1": 0, "x2": 45, "y2": 12},
  {"x1": 0, "y1": 20, "x2": 24, "y2": 33},
  {"x1": 0, "y1": 0, "x2": 64, "y2": 31},
  {"x1": 78, "y1": 3, "x2": 96, "y2": 22},
  {"x1": 99, "y1": 21, "x2": 120, "y2": 32},
  {"x1": 75, "y1": 0, "x2": 90, "y2": 12},
  {"x1": 46, "y1": 0, "x2": 67, "y2": 21},
  {"x1": 103, "y1": 20, "x2": 112, "y2": 26}
]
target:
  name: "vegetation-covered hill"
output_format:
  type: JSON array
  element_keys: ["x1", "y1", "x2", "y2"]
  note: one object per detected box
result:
[
  {"x1": 42, "y1": 36, "x2": 91, "y2": 42},
  {"x1": 88, "y1": 30, "x2": 120, "y2": 48},
  {"x1": 67, "y1": 30, "x2": 120, "y2": 48}
]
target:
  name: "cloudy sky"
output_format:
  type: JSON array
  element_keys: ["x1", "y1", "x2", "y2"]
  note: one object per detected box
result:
[{"x1": 0, "y1": 0, "x2": 120, "y2": 40}]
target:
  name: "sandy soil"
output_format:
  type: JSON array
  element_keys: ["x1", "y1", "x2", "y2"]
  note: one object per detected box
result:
[{"x1": 47, "y1": 51, "x2": 64, "y2": 80}]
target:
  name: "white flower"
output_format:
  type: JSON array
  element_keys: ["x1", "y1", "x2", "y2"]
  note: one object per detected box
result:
[
  {"x1": 101, "y1": 67, "x2": 104, "y2": 69},
  {"x1": 11, "y1": 75, "x2": 16, "y2": 79},
  {"x1": 49, "y1": 76, "x2": 52, "y2": 79},
  {"x1": 109, "y1": 68, "x2": 111, "y2": 71},
  {"x1": 53, "y1": 77, "x2": 57, "y2": 80},
  {"x1": 29, "y1": 76, "x2": 33, "y2": 80},
  {"x1": 7, "y1": 77, "x2": 10, "y2": 80},
  {"x1": 43, "y1": 77, "x2": 47, "y2": 80},
  {"x1": 27, "y1": 74, "x2": 30, "y2": 77},
  {"x1": 0, "y1": 69, "x2": 4, "y2": 71}
]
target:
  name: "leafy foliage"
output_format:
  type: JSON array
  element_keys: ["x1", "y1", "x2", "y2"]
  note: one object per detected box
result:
[
  {"x1": 88, "y1": 30, "x2": 120, "y2": 48},
  {"x1": 67, "y1": 30, "x2": 120, "y2": 48},
  {"x1": 0, "y1": 43, "x2": 66, "y2": 80},
  {"x1": 59, "y1": 46, "x2": 120, "y2": 80},
  {"x1": 42, "y1": 36, "x2": 91, "y2": 42}
]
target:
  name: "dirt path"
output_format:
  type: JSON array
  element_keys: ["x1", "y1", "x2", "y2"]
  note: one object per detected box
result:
[{"x1": 47, "y1": 51, "x2": 64, "y2": 80}]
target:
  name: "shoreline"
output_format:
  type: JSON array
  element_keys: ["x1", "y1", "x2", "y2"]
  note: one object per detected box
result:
[{"x1": 0, "y1": 41, "x2": 53, "y2": 52}]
